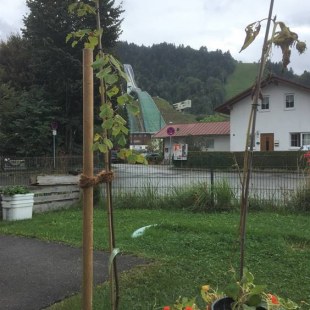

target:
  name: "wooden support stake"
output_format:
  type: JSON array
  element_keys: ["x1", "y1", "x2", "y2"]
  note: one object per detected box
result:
[{"x1": 82, "y1": 48, "x2": 94, "y2": 310}]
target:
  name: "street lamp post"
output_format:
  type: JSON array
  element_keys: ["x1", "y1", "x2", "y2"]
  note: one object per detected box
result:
[{"x1": 51, "y1": 121, "x2": 58, "y2": 170}]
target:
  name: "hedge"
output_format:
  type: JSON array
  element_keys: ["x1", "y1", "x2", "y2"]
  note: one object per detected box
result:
[{"x1": 173, "y1": 151, "x2": 307, "y2": 170}]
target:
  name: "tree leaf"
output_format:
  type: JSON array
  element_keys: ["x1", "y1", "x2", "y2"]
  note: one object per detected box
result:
[
  {"x1": 249, "y1": 285, "x2": 266, "y2": 295},
  {"x1": 99, "y1": 104, "x2": 114, "y2": 118},
  {"x1": 118, "y1": 134, "x2": 127, "y2": 147},
  {"x1": 104, "y1": 137, "x2": 113, "y2": 149},
  {"x1": 246, "y1": 294, "x2": 262, "y2": 307},
  {"x1": 127, "y1": 102, "x2": 140, "y2": 115},
  {"x1": 239, "y1": 22, "x2": 261, "y2": 52},
  {"x1": 98, "y1": 143, "x2": 108, "y2": 153},
  {"x1": 102, "y1": 118, "x2": 114, "y2": 129},
  {"x1": 94, "y1": 133, "x2": 101, "y2": 142},
  {"x1": 224, "y1": 283, "x2": 239, "y2": 301},
  {"x1": 86, "y1": 36, "x2": 98, "y2": 49},
  {"x1": 107, "y1": 86, "x2": 119, "y2": 99},
  {"x1": 104, "y1": 73, "x2": 118, "y2": 85},
  {"x1": 96, "y1": 66, "x2": 112, "y2": 79},
  {"x1": 92, "y1": 56, "x2": 109, "y2": 69},
  {"x1": 65, "y1": 33, "x2": 73, "y2": 43}
]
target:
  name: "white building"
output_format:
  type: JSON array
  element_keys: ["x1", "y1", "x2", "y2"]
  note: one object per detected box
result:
[{"x1": 216, "y1": 75, "x2": 310, "y2": 151}]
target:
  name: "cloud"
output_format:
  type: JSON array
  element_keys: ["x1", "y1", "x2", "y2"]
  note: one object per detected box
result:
[
  {"x1": 0, "y1": 0, "x2": 309, "y2": 74},
  {"x1": 0, "y1": 0, "x2": 28, "y2": 41}
]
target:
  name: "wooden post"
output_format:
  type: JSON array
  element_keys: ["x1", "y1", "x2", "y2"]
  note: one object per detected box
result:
[{"x1": 82, "y1": 48, "x2": 94, "y2": 310}]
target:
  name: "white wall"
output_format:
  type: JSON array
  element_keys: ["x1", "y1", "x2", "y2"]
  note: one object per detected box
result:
[
  {"x1": 162, "y1": 135, "x2": 230, "y2": 159},
  {"x1": 211, "y1": 135, "x2": 230, "y2": 152},
  {"x1": 230, "y1": 83, "x2": 310, "y2": 151}
]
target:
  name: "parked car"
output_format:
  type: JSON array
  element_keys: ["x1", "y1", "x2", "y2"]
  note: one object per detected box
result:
[{"x1": 145, "y1": 153, "x2": 163, "y2": 164}]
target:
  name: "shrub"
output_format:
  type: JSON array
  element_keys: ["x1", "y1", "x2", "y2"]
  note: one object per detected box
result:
[
  {"x1": 213, "y1": 180, "x2": 237, "y2": 211},
  {"x1": 291, "y1": 187, "x2": 310, "y2": 212},
  {"x1": 0, "y1": 185, "x2": 30, "y2": 196}
]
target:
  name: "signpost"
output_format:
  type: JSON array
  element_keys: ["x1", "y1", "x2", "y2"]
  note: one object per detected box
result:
[{"x1": 167, "y1": 126, "x2": 175, "y2": 165}]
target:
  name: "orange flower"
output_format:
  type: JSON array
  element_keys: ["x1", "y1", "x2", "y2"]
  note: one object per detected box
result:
[
  {"x1": 268, "y1": 294, "x2": 280, "y2": 304},
  {"x1": 185, "y1": 307, "x2": 193, "y2": 310},
  {"x1": 163, "y1": 306, "x2": 170, "y2": 310}
]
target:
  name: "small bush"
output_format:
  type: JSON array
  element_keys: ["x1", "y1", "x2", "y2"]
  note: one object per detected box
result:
[
  {"x1": 213, "y1": 180, "x2": 237, "y2": 211},
  {"x1": 114, "y1": 181, "x2": 239, "y2": 212},
  {"x1": 0, "y1": 185, "x2": 30, "y2": 196},
  {"x1": 291, "y1": 187, "x2": 310, "y2": 212}
]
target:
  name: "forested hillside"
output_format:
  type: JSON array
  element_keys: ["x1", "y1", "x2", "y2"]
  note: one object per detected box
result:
[
  {"x1": 115, "y1": 42, "x2": 236, "y2": 115},
  {"x1": 116, "y1": 42, "x2": 310, "y2": 111}
]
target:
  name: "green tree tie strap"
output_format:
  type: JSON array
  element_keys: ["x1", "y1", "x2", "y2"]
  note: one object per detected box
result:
[{"x1": 79, "y1": 170, "x2": 114, "y2": 188}]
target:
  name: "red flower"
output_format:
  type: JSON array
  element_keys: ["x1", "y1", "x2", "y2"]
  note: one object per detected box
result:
[
  {"x1": 268, "y1": 294, "x2": 279, "y2": 304},
  {"x1": 304, "y1": 151, "x2": 310, "y2": 158},
  {"x1": 163, "y1": 306, "x2": 170, "y2": 310},
  {"x1": 185, "y1": 307, "x2": 193, "y2": 310}
]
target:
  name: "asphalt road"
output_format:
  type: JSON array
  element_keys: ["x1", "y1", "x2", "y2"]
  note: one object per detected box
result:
[{"x1": 0, "y1": 235, "x2": 146, "y2": 310}]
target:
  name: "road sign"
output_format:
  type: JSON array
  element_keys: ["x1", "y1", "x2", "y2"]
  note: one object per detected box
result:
[{"x1": 167, "y1": 127, "x2": 175, "y2": 136}]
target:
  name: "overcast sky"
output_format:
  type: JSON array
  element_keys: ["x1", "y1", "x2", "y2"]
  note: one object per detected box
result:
[{"x1": 0, "y1": 0, "x2": 309, "y2": 74}]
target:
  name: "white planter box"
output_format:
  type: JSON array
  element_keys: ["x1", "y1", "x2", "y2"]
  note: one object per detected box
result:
[{"x1": 1, "y1": 193, "x2": 34, "y2": 221}]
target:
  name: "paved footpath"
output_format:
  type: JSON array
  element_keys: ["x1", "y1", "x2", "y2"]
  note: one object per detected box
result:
[{"x1": 0, "y1": 235, "x2": 146, "y2": 310}]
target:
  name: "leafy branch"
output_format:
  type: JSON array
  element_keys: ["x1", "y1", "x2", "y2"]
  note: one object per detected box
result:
[
  {"x1": 240, "y1": 18, "x2": 307, "y2": 67},
  {"x1": 67, "y1": 0, "x2": 146, "y2": 164}
]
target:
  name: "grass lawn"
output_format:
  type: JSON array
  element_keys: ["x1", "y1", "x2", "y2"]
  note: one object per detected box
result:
[{"x1": 0, "y1": 207, "x2": 309, "y2": 309}]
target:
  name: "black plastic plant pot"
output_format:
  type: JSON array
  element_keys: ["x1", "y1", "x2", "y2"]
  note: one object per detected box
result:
[
  {"x1": 212, "y1": 297, "x2": 234, "y2": 310},
  {"x1": 212, "y1": 297, "x2": 266, "y2": 310}
]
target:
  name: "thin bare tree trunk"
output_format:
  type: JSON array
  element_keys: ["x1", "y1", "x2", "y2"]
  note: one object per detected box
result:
[
  {"x1": 239, "y1": 0, "x2": 275, "y2": 279},
  {"x1": 95, "y1": 1, "x2": 119, "y2": 309}
]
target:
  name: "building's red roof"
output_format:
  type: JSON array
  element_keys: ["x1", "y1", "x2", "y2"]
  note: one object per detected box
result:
[{"x1": 153, "y1": 121, "x2": 230, "y2": 138}]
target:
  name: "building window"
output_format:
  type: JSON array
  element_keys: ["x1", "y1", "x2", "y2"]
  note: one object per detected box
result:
[
  {"x1": 290, "y1": 132, "x2": 310, "y2": 148},
  {"x1": 285, "y1": 94, "x2": 294, "y2": 109},
  {"x1": 261, "y1": 96, "x2": 270, "y2": 110},
  {"x1": 206, "y1": 139, "x2": 214, "y2": 149},
  {"x1": 302, "y1": 133, "x2": 310, "y2": 146},
  {"x1": 290, "y1": 133, "x2": 300, "y2": 147}
]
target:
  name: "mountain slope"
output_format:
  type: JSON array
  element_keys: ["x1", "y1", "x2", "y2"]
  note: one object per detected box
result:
[{"x1": 224, "y1": 62, "x2": 259, "y2": 100}]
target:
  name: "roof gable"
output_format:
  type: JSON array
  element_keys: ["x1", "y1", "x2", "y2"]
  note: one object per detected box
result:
[
  {"x1": 153, "y1": 121, "x2": 230, "y2": 138},
  {"x1": 215, "y1": 75, "x2": 310, "y2": 114}
]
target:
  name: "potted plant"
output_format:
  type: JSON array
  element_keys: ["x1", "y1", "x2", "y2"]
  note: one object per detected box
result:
[
  {"x1": 0, "y1": 185, "x2": 34, "y2": 221},
  {"x1": 162, "y1": 268, "x2": 300, "y2": 310}
]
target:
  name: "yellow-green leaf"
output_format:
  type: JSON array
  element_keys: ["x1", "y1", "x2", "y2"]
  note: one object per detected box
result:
[
  {"x1": 239, "y1": 22, "x2": 261, "y2": 52},
  {"x1": 127, "y1": 102, "x2": 140, "y2": 116},
  {"x1": 96, "y1": 66, "x2": 112, "y2": 79},
  {"x1": 94, "y1": 133, "x2": 101, "y2": 142},
  {"x1": 107, "y1": 86, "x2": 119, "y2": 99},
  {"x1": 98, "y1": 143, "x2": 108, "y2": 153},
  {"x1": 102, "y1": 118, "x2": 114, "y2": 129},
  {"x1": 118, "y1": 135, "x2": 126, "y2": 147},
  {"x1": 66, "y1": 33, "x2": 73, "y2": 43},
  {"x1": 104, "y1": 137, "x2": 113, "y2": 149},
  {"x1": 99, "y1": 104, "x2": 114, "y2": 118}
]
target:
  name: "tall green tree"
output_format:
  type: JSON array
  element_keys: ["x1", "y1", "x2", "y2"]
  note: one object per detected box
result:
[
  {"x1": 0, "y1": 35, "x2": 33, "y2": 90},
  {"x1": 0, "y1": 85, "x2": 58, "y2": 156},
  {"x1": 20, "y1": 0, "x2": 123, "y2": 154}
]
